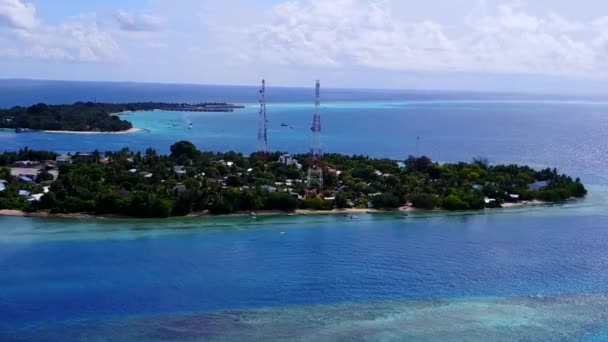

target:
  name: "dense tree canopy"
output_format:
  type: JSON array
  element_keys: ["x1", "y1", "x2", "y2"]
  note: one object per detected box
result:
[
  {"x1": 0, "y1": 102, "x2": 134, "y2": 132},
  {"x1": 0, "y1": 144, "x2": 588, "y2": 217},
  {"x1": 170, "y1": 141, "x2": 199, "y2": 161}
]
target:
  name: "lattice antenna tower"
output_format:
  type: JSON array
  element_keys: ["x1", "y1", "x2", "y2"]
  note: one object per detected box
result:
[
  {"x1": 307, "y1": 80, "x2": 323, "y2": 188},
  {"x1": 257, "y1": 79, "x2": 268, "y2": 159}
]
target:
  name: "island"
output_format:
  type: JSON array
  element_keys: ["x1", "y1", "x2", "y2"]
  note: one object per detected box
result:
[
  {"x1": 0, "y1": 102, "x2": 245, "y2": 133},
  {"x1": 0, "y1": 141, "x2": 587, "y2": 219}
]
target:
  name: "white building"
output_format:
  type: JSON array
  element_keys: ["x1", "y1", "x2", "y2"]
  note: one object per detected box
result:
[{"x1": 279, "y1": 154, "x2": 302, "y2": 169}]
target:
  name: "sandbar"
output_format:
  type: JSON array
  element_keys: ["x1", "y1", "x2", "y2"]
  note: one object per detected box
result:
[{"x1": 41, "y1": 128, "x2": 145, "y2": 135}]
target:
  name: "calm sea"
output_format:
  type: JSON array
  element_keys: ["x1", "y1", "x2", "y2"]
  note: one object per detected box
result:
[{"x1": 2, "y1": 80, "x2": 608, "y2": 340}]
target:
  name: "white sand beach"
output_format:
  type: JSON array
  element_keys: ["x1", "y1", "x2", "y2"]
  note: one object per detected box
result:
[{"x1": 42, "y1": 128, "x2": 145, "y2": 135}]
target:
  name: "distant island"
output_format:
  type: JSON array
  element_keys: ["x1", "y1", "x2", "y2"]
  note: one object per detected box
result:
[
  {"x1": 0, "y1": 141, "x2": 587, "y2": 219},
  {"x1": 0, "y1": 102, "x2": 245, "y2": 133}
]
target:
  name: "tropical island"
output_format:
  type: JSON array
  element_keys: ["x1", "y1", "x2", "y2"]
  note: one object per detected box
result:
[
  {"x1": 0, "y1": 102, "x2": 244, "y2": 133},
  {"x1": 0, "y1": 141, "x2": 587, "y2": 218}
]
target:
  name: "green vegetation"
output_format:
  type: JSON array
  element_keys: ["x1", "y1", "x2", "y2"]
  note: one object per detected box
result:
[
  {"x1": 0, "y1": 147, "x2": 58, "y2": 166},
  {"x1": 0, "y1": 102, "x2": 242, "y2": 132},
  {"x1": 0, "y1": 103, "x2": 134, "y2": 132},
  {"x1": 0, "y1": 142, "x2": 587, "y2": 218}
]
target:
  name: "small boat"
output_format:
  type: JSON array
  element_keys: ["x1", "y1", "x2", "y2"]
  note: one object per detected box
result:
[
  {"x1": 280, "y1": 232, "x2": 287, "y2": 235},
  {"x1": 249, "y1": 212, "x2": 257, "y2": 219},
  {"x1": 349, "y1": 215, "x2": 359, "y2": 220}
]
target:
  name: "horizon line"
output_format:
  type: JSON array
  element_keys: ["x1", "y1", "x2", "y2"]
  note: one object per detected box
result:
[{"x1": 1, "y1": 77, "x2": 605, "y2": 99}]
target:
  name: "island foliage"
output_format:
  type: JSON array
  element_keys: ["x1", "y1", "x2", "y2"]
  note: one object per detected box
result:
[
  {"x1": 0, "y1": 141, "x2": 587, "y2": 218},
  {"x1": 0, "y1": 102, "x2": 242, "y2": 132}
]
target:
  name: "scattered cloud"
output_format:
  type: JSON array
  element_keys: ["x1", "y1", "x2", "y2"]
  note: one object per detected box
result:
[
  {"x1": 238, "y1": 0, "x2": 608, "y2": 78},
  {"x1": 3, "y1": 0, "x2": 608, "y2": 89},
  {"x1": 26, "y1": 14, "x2": 120, "y2": 62},
  {"x1": 0, "y1": 0, "x2": 120, "y2": 62},
  {"x1": 113, "y1": 10, "x2": 164, "y2": 32},
  {"x1": 0, "y1": 0, "x2": 37, "y2": 30}
]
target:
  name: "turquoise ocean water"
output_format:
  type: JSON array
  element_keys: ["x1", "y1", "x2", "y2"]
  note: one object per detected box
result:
[{"x1": 2, "y1": 81, "x2": 608, "y2": 340}]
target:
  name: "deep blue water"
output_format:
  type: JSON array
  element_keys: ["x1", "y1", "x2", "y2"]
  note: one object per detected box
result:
[
  {"x1": 2, "y1": 207, "x2": 608, "y2": 340},
  {"x1": 2, "y1": 79, "x2": 597, "y2": 108},
  {"x1": 3, "y1": 80, "x2": 608, "y2": 340}
]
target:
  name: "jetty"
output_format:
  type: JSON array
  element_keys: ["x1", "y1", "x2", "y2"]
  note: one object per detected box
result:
[{"x1": 161, "y1": 103, "x2": 245, "y2": 112}]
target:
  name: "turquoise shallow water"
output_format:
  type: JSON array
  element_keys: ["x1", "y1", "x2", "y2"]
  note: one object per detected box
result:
[
  {"x1": 16, "y1": 295, "x2": 608, "y2": 341},
  {"x1": 3, "y1": 85, "x2": 608, "y2": 339},
  {"x1": 3, "y1": 99, "x2": 608, "y2": 188}
]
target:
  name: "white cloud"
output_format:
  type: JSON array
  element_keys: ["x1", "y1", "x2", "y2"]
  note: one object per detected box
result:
[
  {"x1": 0, "y1": 0, "x2": 37, "y2": 30},
  {"x1": 3, "y1": 0, "x2": 608, "y2": 89},
  {"x1": 496, "y1": 5, "x2": 540, "y2": 31},
  {"x1": 0, "y1": 1, "x2": 120, "y2": 62},
  {"x1": 235, "y1": 0, "x2": 608, "y2": 78},
  {"x1": 546, "y1": 13, "x2": 583, "y2": 32},
  {"x1": 113, "y1": 10, "x2": 163, "y2": 32}
]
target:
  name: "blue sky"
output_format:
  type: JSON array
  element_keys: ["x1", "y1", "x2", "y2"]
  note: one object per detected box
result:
[{"x1": 2, "y1": 0, "x2": 608, "y2": 93}]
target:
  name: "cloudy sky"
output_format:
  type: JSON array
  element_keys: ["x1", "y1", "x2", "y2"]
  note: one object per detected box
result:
[{"x1": 2, "y1": 0, "x2": 608, "y2": 93}]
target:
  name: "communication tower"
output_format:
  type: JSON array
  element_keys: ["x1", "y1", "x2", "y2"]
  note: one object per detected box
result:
[
  {"x1": 257, "y1": 79, "x2": 268, "y2": 158},
  {"x1": 307, "y1": 80, "x2": 323, "y2": 188}
]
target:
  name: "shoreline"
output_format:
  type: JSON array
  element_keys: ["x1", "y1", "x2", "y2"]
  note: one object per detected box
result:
[
  {"x1": 41, "y1": 127, "x2": 145, "y2": 135},
  {"x1": 0, "y1": 201, "x2": 548, "y2": 221}
]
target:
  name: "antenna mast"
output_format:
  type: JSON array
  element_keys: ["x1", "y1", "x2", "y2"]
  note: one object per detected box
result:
[
  {"x1": 307, "y1": 80, "x2": 323, "y2": 189},
  {"x1": 257, "y1": 79, "x2": 268, "y2": 158}
]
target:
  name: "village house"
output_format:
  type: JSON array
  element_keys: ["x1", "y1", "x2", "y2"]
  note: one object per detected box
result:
[
  {"x1": 12, "y1": 160, "x2": 39, "y2": 168},
  {"x1": 11, "y1": 168, "x2": 40, "y2": 182},
  {"x1": 278, "y1": 154, "x2": 302, "y2": 169},
  {"x1": 261, "y1": 185, "x2": 277, "y2": 193},
  {"x1": 55, "y1": 155, "x2": 72, "y2": 166},
  {"x1": 72, "y1": 153, "x2": 96, "y2": 162},
  {"x1": 28, "y1": 194, "x2": 44, "y2": 202},
  {"x1": 173, "y1": 166, "x2": 187, "y2": 177}
]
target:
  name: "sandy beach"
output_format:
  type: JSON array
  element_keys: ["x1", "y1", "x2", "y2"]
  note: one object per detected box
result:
[
  {"x1": 0, "y1": 210, "x2": 113, "y2": 219},
  {"x1": 0, "y1": 202, "x2": 549, "y2": 220},
  {"x1": 42, "y1": 128, "x2": 145, "y2": 135},
  {"x1": 501, "y1": 200, "x2": 546, "y2": 208},
  {"x1": 0, "y1": 210, "x2": 27, "y2": 217}
]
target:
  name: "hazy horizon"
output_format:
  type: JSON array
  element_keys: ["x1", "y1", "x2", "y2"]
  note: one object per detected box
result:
[{"x1": 3, "y1": 77, "x2": 608, "y2": 99}]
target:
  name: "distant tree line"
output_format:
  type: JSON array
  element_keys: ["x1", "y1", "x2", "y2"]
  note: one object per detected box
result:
[
  {"x1": 0, "y1": 102, "x2": 240, "y2": 132},
  {"x1": 0, "y1": 147, "x2": 58, "y2": 166}
]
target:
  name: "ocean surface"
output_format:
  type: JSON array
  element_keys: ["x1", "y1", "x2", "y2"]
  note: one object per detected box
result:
[{"x1": 2, "y1": 80, "x2": 608, "y2": 340}]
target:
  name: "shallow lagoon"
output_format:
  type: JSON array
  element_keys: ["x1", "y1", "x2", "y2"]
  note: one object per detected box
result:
[{"x1": 2, "y1": 99, "x2": 608, "y2": 185}]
